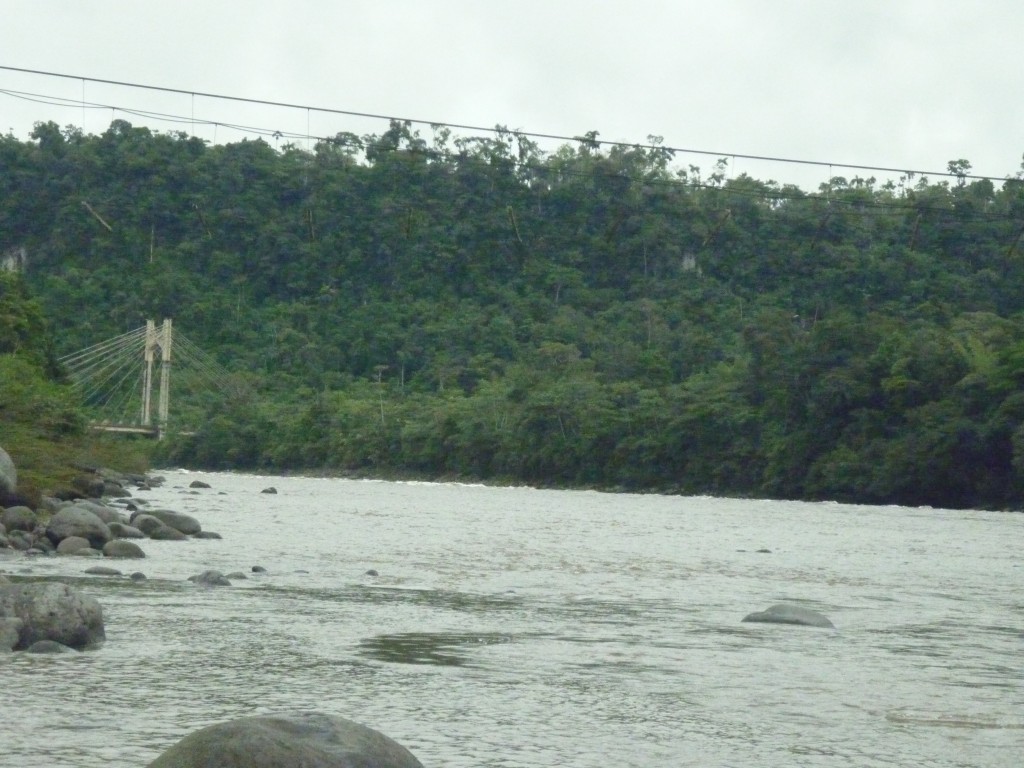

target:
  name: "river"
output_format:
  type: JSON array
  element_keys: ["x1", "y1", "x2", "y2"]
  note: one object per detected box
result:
[{"x1": 1, "y1": 470, "x2": 1021, "y2": 767}]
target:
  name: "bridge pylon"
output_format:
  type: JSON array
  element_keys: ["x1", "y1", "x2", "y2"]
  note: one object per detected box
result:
[{"x1": 141, "y1": 318, "x2": 172, "y2": 439}]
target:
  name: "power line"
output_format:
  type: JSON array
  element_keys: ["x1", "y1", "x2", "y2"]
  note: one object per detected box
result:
[
  {"x1": 4, "y1": 89, "x2": 1019, "y2": 227},
  {"x1": 3, "y1": 68, "x2": 1021, "y2": 225},
  {"x1": 0, "y1": 63, "x2": 1013, "y2": 185}
]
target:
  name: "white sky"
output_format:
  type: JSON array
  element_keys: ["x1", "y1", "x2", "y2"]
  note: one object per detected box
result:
[{"x1": 2, "y1": 0, "x2": 1022, "y2": 192}]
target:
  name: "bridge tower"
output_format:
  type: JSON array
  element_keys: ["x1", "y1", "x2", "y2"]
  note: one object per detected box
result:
[{"x1": 141, "y1": 318, "x2": 172, "y2": 438}]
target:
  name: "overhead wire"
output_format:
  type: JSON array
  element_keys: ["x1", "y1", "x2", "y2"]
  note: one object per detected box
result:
[
  {"x1": 12, "y1": 77, "x2": 1012, "y2": 233},
  {"x1": 5, "y1": 66, "x2": 1023, "y2": 259},
  {"x1": 4, "y1": 72, "x2": 1022, "y2": 227},
  {"x1": 0, "y1": 63, "x2": 1015, "y2": 185}
]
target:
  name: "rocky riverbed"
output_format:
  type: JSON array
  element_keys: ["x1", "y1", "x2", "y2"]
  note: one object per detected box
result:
[{"x1": 2, "y1": 446, "x2": 426, "y2": 766}]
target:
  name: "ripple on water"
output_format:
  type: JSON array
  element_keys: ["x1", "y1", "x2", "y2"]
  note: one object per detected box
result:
[{"x1": 886, "y1": 710, "x2": 1024, "y2": 730}]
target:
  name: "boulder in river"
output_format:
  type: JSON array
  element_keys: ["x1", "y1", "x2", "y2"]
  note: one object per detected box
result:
[
  {"x1": 108, "y1": 521, "x2": 146, "y2": 539},
  {"x1": 103, "y1": 540, "x2": 146, "y2": 559},
  {"x1": 132, "y1": 514, "x2": 189, "y2": 540},
  {"x1": 148, "y1": 524, "x2": 189, "y2": 541},
  {"x1": 741, "y1": 603, "x2": 835, "y2": 629},
  {"x1": 0, "y1": 581, "x2": 105, "y2": 649},
  {"x1": 138, "y1": 509, "x2": 202, "y2": 536},
  {"x1": 56, "y1": 536, "x2": 93, "y2": 555},
  {"x1": 144, "y1": 712, "x2": 424, "y2": 768}
]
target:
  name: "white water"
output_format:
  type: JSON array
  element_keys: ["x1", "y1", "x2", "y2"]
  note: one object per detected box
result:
[{"x1": 2, "y1": 471, "x2": 1022, "y2": 767}]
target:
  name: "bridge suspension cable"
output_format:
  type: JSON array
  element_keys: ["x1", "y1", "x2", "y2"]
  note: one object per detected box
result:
[{"x1": 57, "y1": 319, "x2": 242, "y2": 437}]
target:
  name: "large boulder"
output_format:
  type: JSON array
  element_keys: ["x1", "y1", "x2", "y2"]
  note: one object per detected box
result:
[
  {"x1": 131, "y1": 514, "x2": 188, "y2": 541},
  {"x1": 103, "y1": 540, "x2": 146, "y2": 559},
  {"x1": 102, "y1": 480, "x2": 132, "y2": 498},
  {"x1": 145, "y1": 712, "x2": 424, "y2": 768},
  {"x1": 131, "y1": 514, "x2": 166, "y2": 536},
  {"x1": 56, "y1": 536, "x2": 93, "y2": 555},
  {"x1": 0, "y1": 446, "x2": 16, "y2": 495},
  {"x1": 0, "y1": 581, "x2": 106, "y2": 649},
  {"x1": 0, "y1": 505, "x2": 36, "y2": 533},
  {"x1": 108, "y1": 521, "x2": 146, "y2": 539},
  {"x1": 6, "y1": 530, "x2": 33, "y2": 550},
  {"x1": 46, "y1": 506, "x2": 112, "y2": 550},
  {"x1": 139, "y1": 509, "x2": 202, "y2": 536},
  {"x1": 69, "y1": 499, "x2": 127, "y2": 525},
  {"x1": 148, "y1": 523, "x2": 189, "y2": 541},
  {"x1": 71, "y1": 474, "x2": 106, "y2": 498},
  {"x1": 742, "y1": 603, "x2": 835, "y2": 629}
]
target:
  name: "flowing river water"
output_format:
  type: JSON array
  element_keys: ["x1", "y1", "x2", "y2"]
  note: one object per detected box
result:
[{"x1": 2, "y1": 470, "x2": 1022, "y2": 767}]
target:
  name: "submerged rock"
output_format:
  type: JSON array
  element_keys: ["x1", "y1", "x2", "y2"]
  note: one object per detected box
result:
[
  {"x1": 25, "y1": 639, "x2": 76, "y2": 654},
  {"x1": 188, "y1": 570, "x2": 231, "y2": 587},
  {"x1": 84, "y1": 566, "x2": 123, "y2": 577},
  {"x1": 742, "y1": 603, "x2": 835, "y2": 629},
  {"x1": 145, "y1": 712, "x2": 424, "y2": 768}
]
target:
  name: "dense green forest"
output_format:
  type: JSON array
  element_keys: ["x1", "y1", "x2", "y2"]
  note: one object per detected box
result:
[{"x1": 3, "y1": 118, "x2": 1024, "y2": 509}]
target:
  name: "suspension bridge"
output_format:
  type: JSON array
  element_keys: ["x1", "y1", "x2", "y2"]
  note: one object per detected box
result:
[{"x1": 57, "y1": 319, "x2": 242, "y2": 439}]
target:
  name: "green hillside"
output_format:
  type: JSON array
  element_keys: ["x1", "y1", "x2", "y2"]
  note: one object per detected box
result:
[{"x1": 4, "y1": 118, "x2": 1024, "y2": 508}]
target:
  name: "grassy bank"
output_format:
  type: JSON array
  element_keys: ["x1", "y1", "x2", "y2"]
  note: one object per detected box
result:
[{"x1": 3, "y1": 425, "x2": 153, "y2": 507}]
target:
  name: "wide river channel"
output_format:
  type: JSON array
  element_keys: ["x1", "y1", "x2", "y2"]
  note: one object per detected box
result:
[{"x1": 2, "y1": 470, "x2": 1022, "y2": 767}]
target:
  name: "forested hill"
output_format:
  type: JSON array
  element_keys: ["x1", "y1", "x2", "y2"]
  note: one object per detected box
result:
[{"x1": 4, "y1": 118, "x2": 1024, "y2": 509}]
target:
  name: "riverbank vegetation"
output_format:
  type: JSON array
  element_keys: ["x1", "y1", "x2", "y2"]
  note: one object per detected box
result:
[
  {"x1": 3, "y1": 119, "x2": 1024, "y2": 509},
  {"x1": 0, "y1": 271, "x2": 148, "y2": 503}
]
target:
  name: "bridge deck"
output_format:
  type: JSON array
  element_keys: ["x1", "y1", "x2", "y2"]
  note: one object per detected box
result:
[{"x1": 89, "y1": 424, "x2": 160, "y2": 437}]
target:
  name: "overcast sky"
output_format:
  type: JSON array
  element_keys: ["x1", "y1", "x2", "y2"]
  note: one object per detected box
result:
[{"x1": 2, "y1": 0, "x2": 1022, "y2": 191}]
